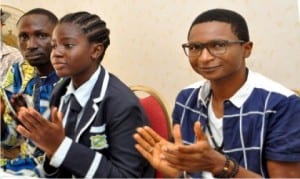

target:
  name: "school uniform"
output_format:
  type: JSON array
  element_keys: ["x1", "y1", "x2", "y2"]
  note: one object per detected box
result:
[{"x1": 44, "y1": 66, "x2": 154, "y2": 178}]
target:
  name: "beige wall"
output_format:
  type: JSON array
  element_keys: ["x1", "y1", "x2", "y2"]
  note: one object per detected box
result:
[{"x1": 2, "y1": 0, "x2": 300, "y2": 111}]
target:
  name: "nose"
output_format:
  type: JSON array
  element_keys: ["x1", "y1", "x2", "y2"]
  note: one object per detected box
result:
[
  {"x1": 51, "y1": 46, "x2": 63, "y2": 58},
  {"x1": 197, "y1": 48, "x2": 214, "y2": 62},
  {"x1": 26, "y1": 37, "x2": 38, "y2": 49}
]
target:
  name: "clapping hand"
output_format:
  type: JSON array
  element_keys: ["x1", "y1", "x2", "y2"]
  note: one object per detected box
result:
[
  {"x1": 162, "y1": 121, "x2": 224, "y2": 174},
  {"x1": 16, "y1": 107, "x2": 65, "y2": 158},
  {"x1": 133, "y1": 126, "x2": 182, "y2": 177}
]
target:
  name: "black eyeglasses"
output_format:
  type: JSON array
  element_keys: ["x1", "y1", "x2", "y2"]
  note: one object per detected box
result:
[{"x1": 182, "y1": 40, "x2": 245, "y2": 58}]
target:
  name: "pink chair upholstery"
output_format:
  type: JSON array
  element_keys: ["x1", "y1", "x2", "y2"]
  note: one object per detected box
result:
[{"x1": 131, "y1": 85, "x2": 172, "y2": 178}]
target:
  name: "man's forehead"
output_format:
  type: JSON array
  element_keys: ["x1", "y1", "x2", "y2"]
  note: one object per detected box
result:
[
  {"x1": 19, "y1": 14, "x2": 52, "y2": 25},
  {"x1": 17, "y1": 14, "x2": 55, "y2": 31}
]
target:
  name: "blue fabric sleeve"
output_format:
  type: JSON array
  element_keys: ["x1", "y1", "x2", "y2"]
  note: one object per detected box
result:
[{"x1": 265, "y1": 95, "x2": 300, "y2": 162}]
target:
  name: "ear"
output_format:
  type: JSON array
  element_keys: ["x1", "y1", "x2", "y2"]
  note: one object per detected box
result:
[
  {"x1": 243, "y1": 41, "x2": 253, "y2": 58},
  {"x1": 91, "y1": 43, "x2": 104, "y2": 61}
]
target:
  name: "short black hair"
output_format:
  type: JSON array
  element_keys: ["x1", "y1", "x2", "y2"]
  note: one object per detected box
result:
[
  {"x1": 59, "y1": 11, "x2": 110, "y2": 63},
  {"x1": 17, "y1": 8, "x2": 58, "y2": 26},
  {"x1": 188, "y1": 8, "x2": 250, "y2": 42}
]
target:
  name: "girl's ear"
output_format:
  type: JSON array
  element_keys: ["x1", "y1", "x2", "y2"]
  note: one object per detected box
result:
[{"x1": 91, "y1": 43, "x2": 104, "y2": 61}]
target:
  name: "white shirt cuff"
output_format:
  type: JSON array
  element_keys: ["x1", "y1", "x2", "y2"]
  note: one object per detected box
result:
[{"x1": 50, "y1": 137, "x2": 72, "y2": 167}]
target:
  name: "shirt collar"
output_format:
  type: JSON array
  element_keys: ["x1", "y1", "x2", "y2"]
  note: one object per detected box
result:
[
  {"x1": 198, "y1": 69, "x2": 254, "y2": 108},
  {"x1": 64, "y1": 66, "x2": 101, "y2": 107},
  {"x1": 198, "y1": 80, "x2": 212, "y2": 107},
  {"x1": 229, "y1": 70, "x2": 254, "y2": 107}
]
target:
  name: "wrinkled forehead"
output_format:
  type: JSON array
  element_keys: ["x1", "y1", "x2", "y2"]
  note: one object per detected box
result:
[
  {"x1": 18, "y1": 14, "x2": 54, "y2": 28},
  {"x1": 17, "y1": 14, "x2": 55, "y2": 33}
]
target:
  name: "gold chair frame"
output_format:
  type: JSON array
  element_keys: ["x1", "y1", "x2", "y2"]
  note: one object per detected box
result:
[
  {"x1": 130, "y1": 85, "x2": 172, "y2": 140},
  {"x1": 293, "y1": 89, "x2": 300, "y2": 96}
]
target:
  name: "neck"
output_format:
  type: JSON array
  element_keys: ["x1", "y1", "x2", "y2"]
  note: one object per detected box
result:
[
  {"x1": 209, "y1": 68, "x2": 248, "y2": 118},
  {"x1": 211, "y1": 68, "x2": 248, "y2": 102},
  {"x1": 72, "y1": 65, "x2": 99, "y2": 89},
  {"x1": 35, "y1": 63, "x2": 55, "y2": 76}
]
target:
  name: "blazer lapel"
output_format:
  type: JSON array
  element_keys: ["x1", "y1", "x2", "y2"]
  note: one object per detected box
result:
[
  {"x1": 75, "y1": 66, "x2": 110, "y2": 142},
  {"x1": 50, "y1": 78, "x2": 71, "y2": 108}
]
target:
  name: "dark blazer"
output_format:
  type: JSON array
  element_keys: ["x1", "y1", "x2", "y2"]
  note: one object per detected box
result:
[{"x1": 44, "y1": 66, "x2": 154, "y2": 178}]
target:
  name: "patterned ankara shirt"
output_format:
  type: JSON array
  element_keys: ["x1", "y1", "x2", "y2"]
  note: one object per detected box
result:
[
  {"x1": 172, "y1": 70, "x2": 300, "y2": 178},
  {"x1": 0, "y1": 61, "x2": 59, "y2": 177},
  {"x1": 0, "y1": 43, "x2": 23, "y2": 86}
]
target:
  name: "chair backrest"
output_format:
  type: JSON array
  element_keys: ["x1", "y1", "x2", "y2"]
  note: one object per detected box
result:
[
  {"x1": 131, "y1": 85, "x2": 172, "y2": 178},
  {"x1": 293, "y1": 89, "x2": 300, "y2": 96},
  {"x1": 131, "y1": 85, "x2": 172, "y2": 140}
]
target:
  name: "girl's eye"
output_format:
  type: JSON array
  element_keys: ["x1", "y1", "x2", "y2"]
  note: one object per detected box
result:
[{"x1": 65, "y1": 44, "x2": 75, "y2": 49}]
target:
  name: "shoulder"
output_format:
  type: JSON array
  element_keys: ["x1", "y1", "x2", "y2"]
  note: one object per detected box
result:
[
  {"x1": 1, "y1": 44, "x2": 23, "y2": 61},
  {"x1": 1, "y1": 44, "x2": 21, "y2": 55},
  {"x1": 245, "y1": 70, "x2": 299, "y2": 112},
  {"x1": 248, "y1": 71, "x2": 294, "y2": 97},
  {"x1": 1, "y1": 61, "x2": 33, "y2": 88},
  {"x1": 101, "y1": 73, "x2": 147, "y2": 122},
  {"x1": 106, "y1": 73, "x2": 138, "y2": 104},
  {"x1": 175, "y1": 80, "x2": 205, "y2": 102},
  {"x1": 101, "y1": 73, "x2": 141, "y2": 112}
]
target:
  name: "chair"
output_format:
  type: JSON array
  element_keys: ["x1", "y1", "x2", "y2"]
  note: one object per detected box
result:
[
  {"x1": 131, "y1": 85, "x2": 172, "y2": 178},
  {"x1": 131, "y1": 85, "x2": 172, "y2": 140},
  {"x1": 293, "y1": 89, "x2": 300, "y2": 96}
]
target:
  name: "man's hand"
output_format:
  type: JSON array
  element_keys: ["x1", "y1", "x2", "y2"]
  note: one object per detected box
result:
[
  {"x1": 7, "y1": 93, "x2": 29, "y2": 126},
  {"x1": 133, "y1": 126, "x2": 182, "y2": 177},
  {"x1": 10, "y1": 93, "x2": 28, "y2": 111},
  {"x1": 162, "y1": 121, "x2": 225, "y2": 175}
]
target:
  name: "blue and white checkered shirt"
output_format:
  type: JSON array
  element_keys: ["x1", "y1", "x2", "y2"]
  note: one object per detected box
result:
[{"x1": 172, "y1": 70, "x2": 300, "y2": 178}]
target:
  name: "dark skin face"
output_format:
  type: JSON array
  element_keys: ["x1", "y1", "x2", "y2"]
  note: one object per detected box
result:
[
  {"x1": 133, "y1": 21, "x2": 300, "y2": 179},
  {"x1": 188, "y1": 22, "x2": 253, "y2": 118},
  {"x1": 17, "y1": 14, "x2": 55, "y2": 76},
  {"x1": 13, "y1": 23, "x2": 105, "y2": 158},
  {"x1": 51, "y1": 23, "x2": 103, "y2": 88},
  {"x1": 188, "y1": 22, "x2": 252, "y2": 85},
  {"x1": 2, "y1": 14, "x2": 57, "y2": 133}
]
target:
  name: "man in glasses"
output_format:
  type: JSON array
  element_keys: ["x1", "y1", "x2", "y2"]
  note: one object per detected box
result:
[{"x1": 134, "y1": 8, "x2": 300, "y2": 178}]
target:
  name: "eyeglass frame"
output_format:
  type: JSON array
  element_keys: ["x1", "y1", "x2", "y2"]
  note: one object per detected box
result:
[{"x1": 182, "y1": 39, "x2": 245, "y2": 58}]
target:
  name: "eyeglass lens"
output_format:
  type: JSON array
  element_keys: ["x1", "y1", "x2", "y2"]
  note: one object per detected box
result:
[{"x1": 183, "y1": 40, "x2": 244, "y2": 57}]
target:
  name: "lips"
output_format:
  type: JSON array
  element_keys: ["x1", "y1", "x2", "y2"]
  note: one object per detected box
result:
[
  {"x1": 200, "y1": 65, "x2": 221, "y2": 72},
  {"x1": 25, "y1": 53, "x2": 43, "y2": 60},
  {"x1": 52, "y1": 61, "x2": 67, "y2": 70}
]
